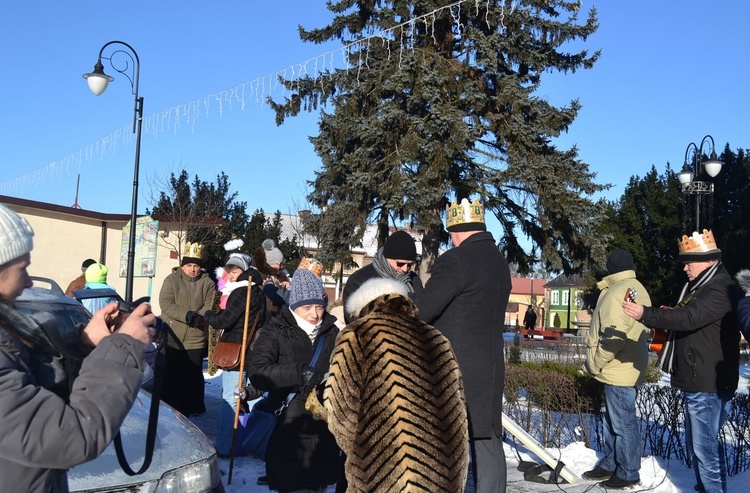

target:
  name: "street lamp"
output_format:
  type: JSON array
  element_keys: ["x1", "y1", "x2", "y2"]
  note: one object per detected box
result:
[
  {"x1": 678, "y1": 135, "x2": 723, "y2": 232},
  {"x1": 83, "y1": 41, "x2": 144, "y2": 303}
]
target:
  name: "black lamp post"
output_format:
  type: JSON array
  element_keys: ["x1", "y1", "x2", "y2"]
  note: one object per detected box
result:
[
  {"x1": 678, "y1": 135, "x2": 723, "y2": 232},
  {"x1": 83, "y1": 41, "x2": 143, "y2": 303}
]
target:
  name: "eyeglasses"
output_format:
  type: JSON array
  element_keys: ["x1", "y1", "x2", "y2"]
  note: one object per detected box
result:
[{"x1": 395, "y1": 261, "x2": 414, "y2": 268}]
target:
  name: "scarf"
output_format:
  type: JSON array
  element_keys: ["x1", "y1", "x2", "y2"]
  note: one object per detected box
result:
[
  {"x1": 0, "y1": 302, "x2": 86, "y2": 400},
  {"x1": 291, "y1": 310, "x2": 322, "y2": 343},
  {"x1": 372, "y1": 248, "x2": 414, "y2": 293},
  {"x1": 657, "y1": 260, "x2": 722, "y2": 372}
]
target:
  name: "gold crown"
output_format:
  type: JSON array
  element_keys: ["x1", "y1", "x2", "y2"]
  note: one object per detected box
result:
[
  {"x1": 678, "y1": 229, "x2": 718, "y2": 254},
  {"x1": 183, "y1": 242, "x2": 204, "y2": 259},
  {"x1": 446, "y1": 198, "x2": 485, "y2": 230},
  {"x1": 298, "y1": 257, "x2": 324, "y2": 277}
]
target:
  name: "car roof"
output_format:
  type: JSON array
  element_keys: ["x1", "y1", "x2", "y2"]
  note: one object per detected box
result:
[{"x1": 17, "y1": 277, "x2": 82, "y2": 306}]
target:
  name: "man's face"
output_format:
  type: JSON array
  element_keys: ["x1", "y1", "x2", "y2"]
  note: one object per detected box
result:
[
  {"x1": 181, "y1": 262, "x2": 201, "y2": 278},
  {"x1": 683, "y1": 260, "x2": 714, "y2": 281},
  {"x1": 0, "y1": 253, "x2": 33, "y2": 306},
  {"x1": 386, "y1": 258, "x2": 414, "y2": 274}
]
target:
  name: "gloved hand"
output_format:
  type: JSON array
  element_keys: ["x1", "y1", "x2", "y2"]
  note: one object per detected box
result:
[
  {"x1": 185, "y1": 311, "x2": 200, "y2": 327},
  {"x1": 301, "y1": 365, "x2": 324, "y2": 386}
]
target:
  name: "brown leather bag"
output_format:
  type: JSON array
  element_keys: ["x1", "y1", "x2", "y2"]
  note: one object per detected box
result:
[
  {"x1": 212, "y1": 341, "x2": 243, "y2": 370},
  {"x1": 210, "y1": 310, "x2": 262, "y2": 370}
]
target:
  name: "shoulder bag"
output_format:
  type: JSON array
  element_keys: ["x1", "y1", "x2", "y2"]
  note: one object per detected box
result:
[
  {"x1": 242, "y1": 333, "x2": 328, "y2": 460},
  {"x1": 211, "y1": 310, "x2": 261, "y2": 370}
]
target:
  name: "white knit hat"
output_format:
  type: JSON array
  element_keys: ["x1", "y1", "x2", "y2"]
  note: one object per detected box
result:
[{"x1": 0, "y1": 203, "x2": 34, "y2": 266}]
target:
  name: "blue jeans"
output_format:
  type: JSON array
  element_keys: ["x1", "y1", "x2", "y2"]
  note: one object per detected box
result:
[
  {"x1": 683, "y1": 391, "x2": 733, "y2": 493},
  {"x1": 598, "y1": 385, "x2": 640, "y2": 482},
  {"x1": 214, "y1": 371, "x2": 245, "y2": 456}
]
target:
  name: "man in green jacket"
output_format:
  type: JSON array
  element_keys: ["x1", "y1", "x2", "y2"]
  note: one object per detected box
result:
[
  {"x1": 159, "y1": 243, "x2": 216, "y2": 416},
  {"x1": 582, "y1": 249, "x2": 651, "y2": 489}
]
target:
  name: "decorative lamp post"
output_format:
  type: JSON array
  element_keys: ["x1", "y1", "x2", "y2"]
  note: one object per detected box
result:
[
  {"x1": 678, "y1": 135, "x2": 723, "y2": 232},
  {"x1": 83, "y1": 41, "x2": 143, "y2": 303}
]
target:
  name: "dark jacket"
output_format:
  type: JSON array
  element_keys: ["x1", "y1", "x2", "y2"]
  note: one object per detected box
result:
[
  {"x1": 342, "y1": 263, "x2": 423, "y2": 324},
  {"x1": 640, "y1": 264, "x2": 740, "y2": 393},
  {"x1": 415, "y1": 231, "x2": 511, "y2": 438},
  {"x1": 247, "y1": 305, "x2": 342, "y2": 491},
  {"x1": 0, "y1": 320, "x2": 144, "y2": 492},
  {"x1": 203, "y1": 268, "x2": 266, "y2": 369}
]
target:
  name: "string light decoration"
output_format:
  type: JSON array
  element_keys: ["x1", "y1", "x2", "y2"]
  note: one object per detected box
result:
[{"x1": 1, "y1": 0, "x2": 524, "y2": 194}]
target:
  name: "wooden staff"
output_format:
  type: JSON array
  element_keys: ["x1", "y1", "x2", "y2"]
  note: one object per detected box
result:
[{"x1": 227, "y1": 281, "x2": 253, "y2": 484}]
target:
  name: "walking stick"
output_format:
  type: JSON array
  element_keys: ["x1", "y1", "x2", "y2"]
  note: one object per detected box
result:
[{"x1": 227, "y1": 281, "x2": 253, "y2": 485}]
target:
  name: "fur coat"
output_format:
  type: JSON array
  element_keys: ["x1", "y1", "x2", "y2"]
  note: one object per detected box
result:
[{"x1": 324, "y1": 293, "x2": 469, "y2": 492}]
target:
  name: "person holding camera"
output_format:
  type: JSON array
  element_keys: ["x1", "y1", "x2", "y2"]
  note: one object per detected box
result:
[
  {"x1": 158, "y1": 243, "x2": 216, "y2": 416},
  {"x1": 0, "y1": 203, "x2": 155, "y2": 492}
]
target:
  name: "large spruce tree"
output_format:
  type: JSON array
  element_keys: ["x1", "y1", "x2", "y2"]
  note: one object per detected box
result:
[{"x1": 271, "y1": 0, "x2": 607, "y2": 274}]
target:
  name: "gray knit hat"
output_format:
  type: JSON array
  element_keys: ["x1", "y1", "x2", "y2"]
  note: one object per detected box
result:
[
  {"x1": 289, "y1": 268, "x2": 326, "y2": 310},
  {"x1": 262, "y1": 239, "x2": 284, "y2": 266},
  {"x1": 225, "y1": 252, "x2": 252, "y2": 271},
  {"x1": 0, "y1": 203, "x2": 34, "y2": 266}
]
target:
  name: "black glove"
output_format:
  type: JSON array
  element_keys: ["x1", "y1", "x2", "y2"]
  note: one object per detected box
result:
[
  {"x1": 185, "y1": 311, "x2": 200, "y2": 327},
  {"x1": 301, "y1": 365, "x2": 324, "y2": 387}
]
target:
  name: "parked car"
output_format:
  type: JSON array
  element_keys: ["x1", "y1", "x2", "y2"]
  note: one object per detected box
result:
[{"x1": 16, "y1": 278, "x2": 224, "y2": 493}]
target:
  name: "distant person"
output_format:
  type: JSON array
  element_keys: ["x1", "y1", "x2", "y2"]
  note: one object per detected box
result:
[
  {"x1": 326, "y1": 277, "x2": 469, "y2": 492},
  {"x1": 253, "y1": 239, "x2": 291, "y2": 317},
  {"x1": 415, "y1": 198, "x2": 511, "y2": 493},
  {"x1": 522, "y1": 305, "x2": 537, "y2": 331},
  {"x1": 342, "y1": 230, "x2": 422, "y2": 324},
  {"x1": 159, "y1": 242, "x2": 216, "y2": 416},
  {"x1": 80, "y1": 262, "x2": 118, "y2": 314},
  {"x1": 582, "y1": 249, "x2": 651, "y2": 489},
  {"x1": 64, "y1": 258, "x2": 96, "y2": 297},
  {"x1": 623, "y1": 230, "x2": 740, "y2": 493},
  {"x1": 202, "y1": 251, "x2": 266, "y2": 457},
  {"x1": 736, "y1": 270, "x2": 750, "y2": 342},
  {"x1": 0, "y1": 203, "x2": 155, "y2": 491},
  {"x1": 247, "y1": 268, "x2": 342, "y2": 492}
]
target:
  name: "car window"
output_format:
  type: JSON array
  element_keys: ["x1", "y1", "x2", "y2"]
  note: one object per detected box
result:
[{"x1": 16, "y1": 301, "x2": 91, "y2": 344}]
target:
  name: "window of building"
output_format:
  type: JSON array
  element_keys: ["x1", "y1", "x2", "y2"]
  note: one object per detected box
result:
[
  {"x1": 562, "y1": 290, "x2": 570, "y2": 306},
  {"x1": 551, "y1": 291, "x2": 559, "y2": 305}
]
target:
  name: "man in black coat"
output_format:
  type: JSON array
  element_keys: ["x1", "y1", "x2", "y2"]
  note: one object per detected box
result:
[
  {"x1": 415, "y1": 198, "x2": 511, "y2": 493},
  {"x1": 623, "y1": 230, "x2": 740, "y2": 493},
  {"x1": 342, "y1": 230, "x2": 423, "y2": 324}
]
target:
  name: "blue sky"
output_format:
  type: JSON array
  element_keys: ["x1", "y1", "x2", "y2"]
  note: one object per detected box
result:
[{"x1": 1, "y1": 0, "x2": 747, "y2": 236}]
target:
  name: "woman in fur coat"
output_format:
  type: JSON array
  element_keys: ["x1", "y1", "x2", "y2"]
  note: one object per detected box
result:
[{"x1": 325, "y1": 277, "x2": 469, "y2": 492}]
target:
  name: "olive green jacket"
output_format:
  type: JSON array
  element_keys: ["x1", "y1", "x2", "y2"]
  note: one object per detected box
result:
[{"x1": 159, "y1": 267, "x2": 215, "y2": 351}]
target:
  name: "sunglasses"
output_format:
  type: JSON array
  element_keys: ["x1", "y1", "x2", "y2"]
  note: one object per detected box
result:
[{"x1": 395, "y1": 261, "x2": 414, "y2": 268}]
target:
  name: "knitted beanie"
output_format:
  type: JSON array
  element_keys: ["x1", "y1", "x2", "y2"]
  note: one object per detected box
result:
[
  {"x1": 85, "y1": 263, "x2": 109, "y2": 283},
  {"x1": 289, "y1": 268, "x2": 326, "y2": 310},
  {"x1": 262, "y1": 239, "x2": 284, "y2": 266},
  {"x1": 382, "y1": 230, "x2": 417, "y2": 260},
  {"x1": 606, "y1": 249, "x2": 635, "y2": 275},
  {"x1": 81, "y1": 258, "x2": 97, "y2": 272},
  {"x1": 0, "y1": 203, "x2": 35, "y2": 266},
  {"x1": 225, "y1": 252, "x2": 251, "y2": 271}
]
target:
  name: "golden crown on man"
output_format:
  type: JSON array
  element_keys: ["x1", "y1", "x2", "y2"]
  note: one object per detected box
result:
[{"x1": 446, "y1": 198, "x2": 486, "y2": 232}]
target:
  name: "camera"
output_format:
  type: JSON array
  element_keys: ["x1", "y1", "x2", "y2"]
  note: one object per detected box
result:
[{"x1": 116, "y1": 296, "x2": 167, "y2": 346}]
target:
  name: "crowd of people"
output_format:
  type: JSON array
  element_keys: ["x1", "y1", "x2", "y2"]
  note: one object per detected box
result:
[{"x1": 4, "y1": 193, "x2": 750, "y2": 493}]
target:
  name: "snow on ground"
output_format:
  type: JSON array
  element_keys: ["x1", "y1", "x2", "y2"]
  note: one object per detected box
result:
[{"x1": 191, "y1": 368, "x2": 750, "y2": 492}]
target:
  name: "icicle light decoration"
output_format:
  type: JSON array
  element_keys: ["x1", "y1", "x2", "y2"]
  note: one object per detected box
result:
[{"x1": 1, "y1": 0, "x2": 518, "y2": 194}]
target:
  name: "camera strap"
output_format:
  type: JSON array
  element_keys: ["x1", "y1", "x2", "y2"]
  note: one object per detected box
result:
[{"x1": 113, "y1": 346, "x2": 165, "y2": 475}]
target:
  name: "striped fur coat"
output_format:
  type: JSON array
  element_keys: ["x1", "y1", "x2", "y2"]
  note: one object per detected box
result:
[{"x1": 324, "y1": 293, "x2": 469, "y2": 492}]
